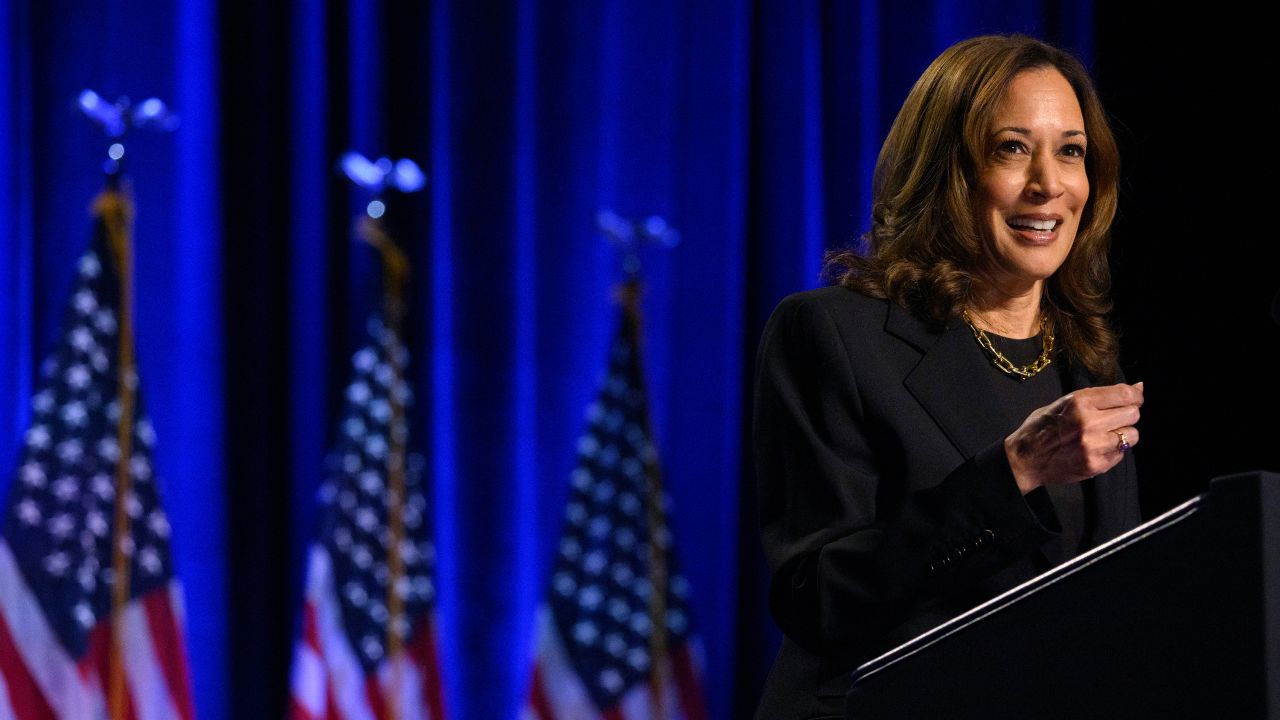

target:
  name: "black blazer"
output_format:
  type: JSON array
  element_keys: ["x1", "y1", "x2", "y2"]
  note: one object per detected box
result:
[{"x1": 752, "y1": 287, "x2": 1139, "y2": 720}]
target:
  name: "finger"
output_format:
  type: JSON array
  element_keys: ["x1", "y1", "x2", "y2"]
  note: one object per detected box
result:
[
  {"x1": 1052, "y1": 398, "x2": 1139, "y2": 434},
  {"x1": 1076, "y1": 428, "x2": 1130, "y2": 477},
  {"x1": 1092, "y1": 405, "x2": 1141, "y2": 433},
  {"x1": 1078, "y1": 383, "x2": 1144, "y2": 411},
  {"x1": 1121, "y1": 426, "x2": 1139, "y2": 448},
  {"x1": 1104, "y1": 426, "x2": 1139, "y2": 456}
]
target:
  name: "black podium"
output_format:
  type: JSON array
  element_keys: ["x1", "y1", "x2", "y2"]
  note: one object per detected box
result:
[{"x1": 845, "y1": 471, "x2": 1280, "y2": 719}]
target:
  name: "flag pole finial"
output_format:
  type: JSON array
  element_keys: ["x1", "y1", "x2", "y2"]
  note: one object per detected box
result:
[
  {"x1": 598, "y1": 209, "x2": 680, "y2": 339},
  {"x1": 77, "y1": 89, "x2": 178, "y2": 183},
  {"x1": 595, "y1": 209, "x2": 680, "y2": 285},
  {"x1": 340, "y1": 150, "x2": 427, "y2": 327}
]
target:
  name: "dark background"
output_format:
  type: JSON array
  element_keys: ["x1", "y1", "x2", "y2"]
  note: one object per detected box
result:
[{"x1": 1095, "y1": 7, "x2": 1278, "y2": 517}]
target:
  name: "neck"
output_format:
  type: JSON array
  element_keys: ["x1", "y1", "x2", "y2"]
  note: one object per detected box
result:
[{"x1": 968, "y1": 281, "x2": 1043, "y2": 338}]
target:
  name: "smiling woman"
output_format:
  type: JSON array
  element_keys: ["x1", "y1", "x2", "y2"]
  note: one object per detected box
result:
[
  {"x1": 974, "y1": 67, "x2": 1090, "y2": 324},
  {"x1": 753, "y1": 35, "x2": 1143, "y2": 719}
]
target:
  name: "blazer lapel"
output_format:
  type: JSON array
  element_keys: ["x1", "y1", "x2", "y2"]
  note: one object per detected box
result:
[{"x1": 885, "y1": 302, "x2": 1012, "y2": 460}]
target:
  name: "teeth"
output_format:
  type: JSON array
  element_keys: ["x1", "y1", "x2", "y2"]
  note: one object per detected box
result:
[{"x1": 1010, "y1": 218, "x2": 1056, "y2": 231}]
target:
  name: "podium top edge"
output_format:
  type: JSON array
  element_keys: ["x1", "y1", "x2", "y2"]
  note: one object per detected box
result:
[{"x1": 851, "y1": 490, "x2": 1207, "y2": 685}]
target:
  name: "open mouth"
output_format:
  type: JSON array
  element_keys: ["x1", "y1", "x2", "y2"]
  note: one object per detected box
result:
[{"x1": 1006, "y1": 217, "x2": 1059, "y2": 232}]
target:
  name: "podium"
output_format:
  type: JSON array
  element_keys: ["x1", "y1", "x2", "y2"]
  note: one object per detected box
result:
[{"x1": 845, "y1": 471, "x2": 1280, "y2": 719}]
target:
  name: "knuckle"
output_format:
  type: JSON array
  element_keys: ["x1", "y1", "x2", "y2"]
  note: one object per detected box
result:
[
  {"x1": 1072, "y1": 439, "x2": 1093, "y2": 461},
  {"x1": 1061, "y1": 403, "x2": 1086, "y2": 425}
]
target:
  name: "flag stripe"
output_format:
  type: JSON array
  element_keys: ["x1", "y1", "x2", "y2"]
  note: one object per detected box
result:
[
  {"x1": 526, "y1": 666, "x2": 556, "y2": 720},
  {"x1": 376, "y1": 657, "x2": 428, "y2": 720},
  {"x1": 303, "y1": 599, "x2": 323, "y2": 655},
  {"x1": 405, "y1": 615, "x2": 445, "y2": 720},
  {"x1": 671, "y1": 645, "x2": 707, "y2": 720},
  {"x1": 82, "y1": 622, "x2": 110, "y2": 682},
  {"x1": 326, "y1": 675, "x2": 341, "y2": 720},
  {"x1": 363, "y1": 676, "x2": 386, "y2": 719},
  {"x1": 290, "y1": 600, "x2": 327, "y2": 719},
  {"x1": 527, "y1": 605, "x2": 599, "y2": 718},
  {"x1": 529, "y1": 601, "x2": 712, "y2": 720},
  {"x1": 0, "y1": 541, "x2": 100, "y2": 719},
  {"x1": 625, "y1": 670, "x2": 694, "y2": 720},
  {"x1": 308, "y1": 549, "x2": 376, "y2": 720},
  {"x1": 290, "y1": 695, "x2": 320, "y2": 720},
  {"x1": 0, "y1": 670, "x2": 21, "y2": 720},
  {"x1": 101, "y1": 621, "x2": 142, "y2": 720},
  {"x1": 142, "y1": 586, "x2": 196, "y2": 720},
  {"x1": 123, "y1": 597, "x2": 180, "y2": 720},
  {"x1": 0, "y1": 601, "x2": 55, "y2": 720},
  {"x1": 617, "y1": 687, "x2": 652, "y2": 720}
]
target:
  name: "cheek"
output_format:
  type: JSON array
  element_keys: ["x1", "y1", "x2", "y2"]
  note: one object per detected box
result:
[
  {"x1": 977, "y1": 178, "x2": 1017, "y2": 218},
  {"x1": 992, "y1": 176, "x2": 1026, "y2": 209},
  {"x1": 1071, "y1": 172, "x2": 1090, "y2": 207}
]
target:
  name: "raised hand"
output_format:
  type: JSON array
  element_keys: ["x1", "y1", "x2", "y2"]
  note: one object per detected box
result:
[{"x1": 1005, "y1": 382, "x2": 1144, "y2": 493}]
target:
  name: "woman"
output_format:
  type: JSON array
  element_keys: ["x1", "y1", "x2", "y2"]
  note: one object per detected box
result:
[{"x1": 753, "y1": 35, "x2": 1143, "y2": 719}]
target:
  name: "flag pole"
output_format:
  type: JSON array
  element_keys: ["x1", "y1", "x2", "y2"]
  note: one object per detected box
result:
[
  {"x1": 340, "y1": 153, "x2": 424, "y2": 719},
  {"x1": 621, "y1": 283, "x2": 673, "y2": 719},
  {"x1": 75, "y1": 89, "x2": 178, "y2": 720},
  {"x1": 76, "y1": 87, "x2": 177, "y2": 717},
  {"x1": 357, "y1": 213, "x2": 410, "y2": 720},
  {"x1": 99, "y1": 179, "x2": 137, "y2": 720},
  {"x1": 598, "y1": 209, "x2": 681, "y2": 717}
]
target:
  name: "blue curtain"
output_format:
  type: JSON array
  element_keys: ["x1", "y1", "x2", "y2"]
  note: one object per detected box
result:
[{"x1": 25, "y1": 2, "x2": 1257, "y2": 719}]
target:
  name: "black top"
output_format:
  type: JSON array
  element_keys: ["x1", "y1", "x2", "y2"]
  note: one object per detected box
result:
[{"x1": 982, "y1": 332, "x2": 1086, "y2": 566}]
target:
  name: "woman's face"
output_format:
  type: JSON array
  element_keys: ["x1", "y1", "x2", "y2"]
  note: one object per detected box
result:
[{"x1": 975, "y1": 67, "x2": 1089, "y2": 295}]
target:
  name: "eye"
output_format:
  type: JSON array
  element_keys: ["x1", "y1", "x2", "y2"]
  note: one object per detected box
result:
[
  {"x1": 996, "y1": 140, "x2": 1027, "y2": 155},
  {"x1": 1062, "y1": 143, "x2": 1087, "y2": 158}
]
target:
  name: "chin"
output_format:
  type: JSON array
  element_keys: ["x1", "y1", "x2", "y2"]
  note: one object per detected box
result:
[
  {"x1": 1019, "y1": 263, "x2": 1064, "y2": 281},
  {"x1": 1008, "y1": 247, "x2": 1072, "y2": 283}
]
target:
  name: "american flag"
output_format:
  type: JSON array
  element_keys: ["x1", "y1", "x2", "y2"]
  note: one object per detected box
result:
[
  {"x1": 0, "y1": 195, "x2": 196, "y2": 719},
  {"x1": 288, "y1": 314, "x2": 445, "y2": 720},
  {"x1": 524, "y1": 289, "x2": 708, "y2": 720}
]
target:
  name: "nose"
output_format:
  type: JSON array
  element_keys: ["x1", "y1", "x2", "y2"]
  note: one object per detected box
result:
[{"x1": 1025, "y1": 152, "x2": 1063, "y2": 200}]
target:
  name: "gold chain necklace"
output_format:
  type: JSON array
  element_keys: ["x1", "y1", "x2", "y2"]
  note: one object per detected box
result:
[{"x1": 961, "y1": 309, "x2": 1054, "y2": 380}]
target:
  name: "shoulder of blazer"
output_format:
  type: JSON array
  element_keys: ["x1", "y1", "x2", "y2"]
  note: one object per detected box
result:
[
  {"x1": 773, "y1": 285, "x2": 884, "y2": 317},
  {"x1": 773, "y1": 286, "x2": 935, "y2": 345},
  {"x1": 779, "y1": 285, "x2": 946, "y2": 358}
]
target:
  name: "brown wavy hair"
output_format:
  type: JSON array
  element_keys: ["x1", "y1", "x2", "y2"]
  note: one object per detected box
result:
[{"x1": 825, "y1": 34, "x2": 1120, "y2": 381}]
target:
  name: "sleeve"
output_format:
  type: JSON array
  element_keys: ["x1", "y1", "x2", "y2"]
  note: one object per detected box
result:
[{"x1": 753, "y1": 292, "x2": 1060, "y2": 663}]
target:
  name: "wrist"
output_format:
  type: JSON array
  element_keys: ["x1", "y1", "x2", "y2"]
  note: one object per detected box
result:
[{"x1": 1005, "y1": 435, "x2": 1039, "y2": 495}]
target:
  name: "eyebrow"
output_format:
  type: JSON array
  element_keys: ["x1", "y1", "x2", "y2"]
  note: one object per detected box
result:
[{"x1": 994, "y1": 126, "x2": 1087, "y2": 139}]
